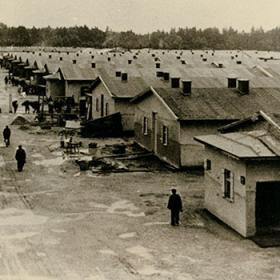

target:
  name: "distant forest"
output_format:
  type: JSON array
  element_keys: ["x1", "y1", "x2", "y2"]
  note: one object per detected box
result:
[{"x1": 1, "y1": 23, "x2": 280, "y2": 50}]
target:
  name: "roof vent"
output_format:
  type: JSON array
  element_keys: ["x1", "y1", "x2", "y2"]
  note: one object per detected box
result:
[
  {"x1": 181, "y1": 60, "x2": 186, "y2": 64},
  {"x1": 116, "y1": 71, "x2": 121, "y2": 77},
  {"x1": 171, "y1": 77, "x2": 180, "y2": 88},
  {"x1": 156, "y1": 71, "x2": 163, "y2": 78},
  {"x1": 76, "y1": 53, "x2": 79, "y2": 57},
  {"x1": 155, "y1": 63, "x2": 160, "y2": 69},
  {"x1": 202, "y1": 58, "x2": 207, "y2": 62},
  {"x1": 227, "y1": 76, "x2": 237, "y2": 88},
  {"x1": 91, "y1": 62, "x2": 96, "y2": 68},
  {"x1": 91, "y1": 55, "x2": 94, "y2": 59},
  {"x1": 39, "y1": 53, "x2": 41, "y2": 56},
  {"x1": 128, "y1": 60, "x2": 132, "y2": 64},
  {"x1": 49, "y1": 55, "x2": 52, "y2": 59},
  {"x1": 238, "y1": 79, "x2": 249, "y2": 95},
  {"x1": 108, "y1": 57, "x2": 111, "y2": 62},
  {"x1": 59, "y1": 57, "x2": 63, "y2": 61},
  {"x1": 72, "y1": 60, "x2": 77, "y2": 64},
  {"x1": 236, "y1": 60, "x2": 242, "y2": 64},
  {"x1": 182, "y1": 80, "x2": 192, "y2": 95},
  {"x1": 163, "y1": 72, "x2": 170, "y2": 81},
  {"x1": 121, "y1": 73, "x2": 128, "y2": 81},
  {"x1": 176, "y1": 56, "x2": 181, "y2": 60},
  {"x1": 67, "y1": 51, "x2": 70, "y2": 55},
  {"x1": 152, "y1": 54, "x2": 155, "y2": 57}
]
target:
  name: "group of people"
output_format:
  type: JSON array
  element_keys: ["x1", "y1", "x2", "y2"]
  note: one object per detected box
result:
[{"x1": 3, "y1": 126, "x2": 26, "y2": 172}]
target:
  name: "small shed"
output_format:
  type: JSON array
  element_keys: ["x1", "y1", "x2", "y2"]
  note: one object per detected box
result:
[{"x1": 195, "y1": 128, "x2": 280, "y2": 237}]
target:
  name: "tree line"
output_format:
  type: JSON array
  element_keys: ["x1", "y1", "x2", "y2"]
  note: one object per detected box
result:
[{"x1": 0, "y1": 23, "x2": 280, "y2": 50}]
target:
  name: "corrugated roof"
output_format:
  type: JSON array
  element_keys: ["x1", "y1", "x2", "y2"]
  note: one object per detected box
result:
[{"x1": 195, "y1": 130, "x2": 280, "y2": 159}]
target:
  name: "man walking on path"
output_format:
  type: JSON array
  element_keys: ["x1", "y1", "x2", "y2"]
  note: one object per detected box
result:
[
  {"x1": 15, "y1": 145, "x2": 26, "y2": 172},
  {"x1": 12, "y1": 100, "x2": 18, "y2": 114},
  {"x1": 3, "y1": 125, "x2": 11, "y2": 147},
  {"x1": 167, "y1": 188, "x2": 183, "y2": 226}
]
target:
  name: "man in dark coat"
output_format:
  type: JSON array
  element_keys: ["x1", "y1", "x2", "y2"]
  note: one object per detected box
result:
[
  {"x1": 12, "y1": 100, "x2": 18, "y2": 114},
  {"x1": 3, "y1": 126, "x2": 11, "y2": 147},
  {"x1": 167, "y1": 188, "x2": 183, "y2": 226},
  {"x1": 15, "y1": 145, "x2": 26, "y2": 172}
]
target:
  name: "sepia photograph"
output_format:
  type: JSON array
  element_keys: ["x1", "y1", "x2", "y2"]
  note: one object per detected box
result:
[{"x1": 0, "y1": 0, "x2": 280, "y2": 279}]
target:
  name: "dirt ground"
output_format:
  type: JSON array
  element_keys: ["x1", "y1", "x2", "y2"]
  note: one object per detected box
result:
[{"x1": 0, "y1": 69, "x2": 279, "y2": 280}]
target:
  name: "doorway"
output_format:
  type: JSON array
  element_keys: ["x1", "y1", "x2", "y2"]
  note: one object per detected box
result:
[{"x1": 256, "y1": 181, "x2": 280, "y2": 232}]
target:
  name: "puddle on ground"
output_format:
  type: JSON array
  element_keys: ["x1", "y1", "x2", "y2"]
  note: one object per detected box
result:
[
  {"x1": 0, "y1": 156, "x2": 5, "y2": 167},
  {"x1": 51, "y1": 229, "x2": 67, "y2": 234},
  {"x1": 119, "y1": 232, "x2": 136, "y2": 239},
  {"x1": 137, "y1": 265, "x2": 171, "y2": 276},
  {"x1": 0, "y1": 232, "x2": 38, "y2": 240},
  {"x1": 107, "y1": 200, "x2": 145, "y2": 217},
  {"x1": 99, "y1": 249, "x2": 117, "y2": 256},
  {"x1": 0, "y1": 276, "x2": 58, "y2": 280},
  {"x1": 33, "y1": 157, "x2": 66, "y2": 167},
  {"x1": 31, "y1": 153, "x2": 45, "y2": 159},
  {"x1": 144, "y1": 221, "x2": 169, "y2": 226},
  {"x1": 126, "y1": 245, "x2": 153, "y2": 260},
  {"x1": 36, "y1": 252, "x2": 47, "y2": 257},
  {"x1": 0, "y1": 208, "x2": 48, "y2": 226},
  {"x1": 90, "y1": 200, "x2": 145, "y2": 217}
]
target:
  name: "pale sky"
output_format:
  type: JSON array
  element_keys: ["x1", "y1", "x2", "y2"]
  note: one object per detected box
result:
[{"x1": 0, "y1": 0, "x2": 279, "y2": 33}]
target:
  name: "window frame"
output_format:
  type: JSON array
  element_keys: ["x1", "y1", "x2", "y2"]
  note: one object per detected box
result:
[
  {"x1": 223, "y1": 168, "x2": 234, "y2": 202},
  {"x1": 143, "y1": 116, "x2": 148, "y2": 135},
  {"x1": 96, "y1": 98, "x2": 99, "y2": 112},
  {"x1": 162, "y1": 125, "x2": 168, "y2": 146}
]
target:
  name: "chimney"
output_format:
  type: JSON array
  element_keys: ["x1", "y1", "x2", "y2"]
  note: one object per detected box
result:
[
  {"x1": 236, "y1": 60, "x2": 242, "y2": 64},
  {"x1": 238, "y1": 79, "x2": 250, "y2": 95},
  {"x1": 171, "y1": 77, "x2": 180, "y2": 88},
  {"x1": 128, "y1": 60, "x2": 132, "y2": 64},
  {"x1": 176, "y1": 56, "x2": 181, "y2": 60},
  {"x1": 182, "y1": 80, "x2": 192, "y2": 95},
  {"x1": 76, "y1": 53, "x2": 79, "y2": 57},
  {"x1": 49, "y1": 54, "x2": 52, "y2": 59},
  {"x1": 114, "y1": 53, "x2": 116, "y2": 57},
  {"x1": 155, "y1": 63, "x2": 160, "y2": 69},
  {"x1": 163, "y1": 72, "x2": 170, "y2": 81},
  {"x1": 181, "y1": 60, "x2": 186, "y2": 64},
  {"x1": 67, "y1": 51, "x2": 70, "y2": 55},
  {"x1": 121, "y1": 73, "x2": 128, "y2": 81},
  {"x1": 59, "y1": 57, "x2": 63, "y2": 61},
  {"x1": 91, "y1": 62, "x2": 96, "y2": 68},
  {"x1": 72, "y1": 60, "x2": 77, "y2": 64},
  {"x1": 108, "y1": 57, "x2": 111, "y2": 62},
  {"x1": 39, "y1": 53, "x2": 41, "y2": 56},
  {"x1": 156, "y1": 71, "x2": 163, "y2": 78},
  {"x1": 116, "y1": 71, "x2": 121, "y2": 77},
  {"x1": 202, "y1": 58, "x2": 207, "y2": 62},
  {"x1": 91, "y1": 55, "x2": 94, "y2": 59},
  {"x1": 227, "y1": 76, "x2": 237, "y2": 88}
]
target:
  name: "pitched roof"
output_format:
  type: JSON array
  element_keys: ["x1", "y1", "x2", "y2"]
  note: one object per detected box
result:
[
  {"x1": 148, "y1": 87, "x2": 280, "y2": 121},
  {"x1": 59, "y1": 64, "x2": 97, "y2": 81},
  {"x1": 93, "y1": 69, "x2": 150, "y2": 98},
  {"x1": 194, "y1": 130, "x2": 280, "y2": 159}
]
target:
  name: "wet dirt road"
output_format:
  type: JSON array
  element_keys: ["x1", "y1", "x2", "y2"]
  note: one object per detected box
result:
[{"x1": 0, "y1": 69, "x2": 279, "y2": 280}]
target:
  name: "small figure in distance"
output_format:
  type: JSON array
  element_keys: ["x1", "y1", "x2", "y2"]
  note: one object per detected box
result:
[
  {"x1": 3, "y1": 125, "x2": 11, "y2": 147},
  {"x1": 15, "y1": 145, "x2": 26, "y2": 172},
  {"x1": 12, "y1": 100, "x2": 18, "y2": 114},
  {"x1": 167, "y1": 188, "x2": 183, "y2": 226}
]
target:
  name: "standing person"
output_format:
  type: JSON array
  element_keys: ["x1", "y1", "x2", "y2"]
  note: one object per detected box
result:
[
  {"x1": 3, "y1": 126, "x2": 11, "y2": 147},
  {"x1": 167, "y1": 188, "x2": 183, "y2": 226},
  {"x1": 15, "y1": 145, "x2": 26, "y2": 172},
  {"x1": 12, "y1": 100, "x2": 18, "y2": 114}
]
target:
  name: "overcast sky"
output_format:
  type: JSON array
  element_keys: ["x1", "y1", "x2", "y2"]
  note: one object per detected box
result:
[{"x1": 0, "y1": 0, "x2": 279, "y2": 33}]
